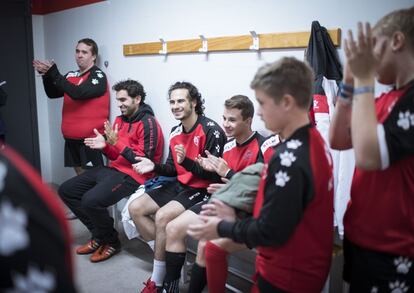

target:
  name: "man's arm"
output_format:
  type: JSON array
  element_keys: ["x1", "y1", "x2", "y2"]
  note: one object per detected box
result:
[
  {"x1": 217, "y1": 163, "x2": 308, "y2": 248},
  {"x1": 44, "y1": 64, "x2": 107, "y2": 100}
]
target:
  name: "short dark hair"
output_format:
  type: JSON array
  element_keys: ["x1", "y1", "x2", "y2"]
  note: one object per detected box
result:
[
  {"x1": 168, "y1": 81, "x2": 205, "y2": 115},
  {"x1": 224, "y1": 95, "x2": 254, "y2": 120},
  {"x1": 250, "y1": 57, "x2": 314, "y2": 110},
  {"x1": 374, "y1": 6, "x2": 414, "y2": 50},
  {"x1": 78, "y1": 38, "x2": 99, "y2": 59},
  {"x1": 112, "y1": 79, "x2": 146, "y2": 104}
]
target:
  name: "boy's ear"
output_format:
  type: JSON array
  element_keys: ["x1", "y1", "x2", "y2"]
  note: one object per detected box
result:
[{"x1": 391, "y1": 31, "x2": 405, "y2": 51}]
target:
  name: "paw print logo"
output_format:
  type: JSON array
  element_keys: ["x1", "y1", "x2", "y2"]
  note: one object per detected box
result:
[
  {"x1": 0, "y1": 200, "x2": 29, "y2": 256},
  {"x1": 286, "y1": 139, "x2": 302, "y2": 149},
  {"x1": 370, "y1": 287, "x2": 378, "y2": 293},
  {"x1": 0, "y1": 161, "x2": 7, "y2": 192},
  {"x1": 389, "y1": 280, "x2": 409, "y2": 293},
  {"x1": 394, "y1": 257, "x2": 412, "y2": 274},
  {"x1": 215, "y1": 144, "x2": 220, "y2": 153},
  {"x1": 91, "y1": 78, "x2": 99, "y2": 85},
  {"x1": 9, "y1": 265, "x2": 56, "y2": 293},
  {"x1": 275, "y1": 171, "x2": 290, "y2": 187},
  {"x1": 96, "y1": 72, "x2": 104, "y2": 78},
  {"x1": 397, "y1": 111, "x2": 411, "y2": 130},
  {"x1": 214, "y1": 130, "x2": 221, "y2": 139},
  {"x1": 279, "y1": 151, "x2": 296, "y2": 167},
  {"x1": 207, "y1": 122, "x2": 215, "y2": 127}
]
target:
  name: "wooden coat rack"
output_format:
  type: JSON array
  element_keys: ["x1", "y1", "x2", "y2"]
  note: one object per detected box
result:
[{"x1": 123, "y1": 29, "x2": 341, "y2": 56}]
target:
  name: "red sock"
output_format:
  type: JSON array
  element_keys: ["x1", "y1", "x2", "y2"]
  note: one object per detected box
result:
[{"x1": 205, "y1": 241, "x2": 229, "y2": 293}]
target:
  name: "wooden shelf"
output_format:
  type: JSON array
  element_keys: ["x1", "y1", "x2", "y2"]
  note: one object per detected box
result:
[{"x1": 123, "y1": 29, "x2": 341, "y2": 56}]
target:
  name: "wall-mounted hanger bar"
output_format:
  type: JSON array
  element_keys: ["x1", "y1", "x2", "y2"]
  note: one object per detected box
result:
[{"x1": 123, "y1": 29, "x2": 341, "y2": 56}]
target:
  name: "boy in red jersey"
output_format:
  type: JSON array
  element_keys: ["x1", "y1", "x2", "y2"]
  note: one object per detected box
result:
[
  {"x1": 129, "y1": 82, "x2": 226, "y2": 292},
  {"x1": 329, "y1": 6, "x2": 414, "y2": 292},
  {"x1": 59, "y1": 79, "x2": 164, "y2": 263},
  {"x1": 188, "y1": 57, "x2": 334, "y2": 293},
  {"x1": 33, "y1": 38, "x2": 109, "y2": 175}
]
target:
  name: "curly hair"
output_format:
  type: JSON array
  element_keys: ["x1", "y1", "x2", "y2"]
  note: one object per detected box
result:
[
  {"x1": 112, "y1": 79, "x2": 146, "y2": 104},
  {"x1": 168, "y1": 81, "x2": 205, "y2": 115}
]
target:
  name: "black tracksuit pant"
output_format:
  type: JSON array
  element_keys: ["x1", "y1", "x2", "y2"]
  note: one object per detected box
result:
[{"x1": 58, "y1": 166, "x2": 139, "y2": 245}]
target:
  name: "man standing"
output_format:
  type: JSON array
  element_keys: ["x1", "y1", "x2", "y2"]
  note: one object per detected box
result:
[
  {"x1": 33, "y1": 38, "x2": 109, "y2": 175},
  {"x1": 188, "y1": 58, "x2": 334, "y2": 293},
  {"x1": 128, "y1": 81, "x2": 226, "y2": 292},
  {"x1": 59, "y1": 79, "x2": 164, "y2": 263}
]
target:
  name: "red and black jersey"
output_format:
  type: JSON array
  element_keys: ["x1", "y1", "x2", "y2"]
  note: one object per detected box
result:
[
  {"x1": 103, "y1": 104, "x2": 164, "y2": 185},
  {"x1": 43, "y1": 64, "x2": 109, "y2": 139},
  {"x1": 154, "y1": 115, "x2": 226, "y2": 189},
  {"x1": 222, "y1": 132, "x2": 265, "y2": 179},
  {"x1": 344, "y1": 81, "x2": 414, "y2": 258},
  {"x1": 218, "y1": 125, "x2": 334, "y2": 293},
  {"x1": 0, "y1": 146, "x2": 75, "y2": 292},
  {"x1": 260, "y1": 134, "x2": 280, "y2": 164}
]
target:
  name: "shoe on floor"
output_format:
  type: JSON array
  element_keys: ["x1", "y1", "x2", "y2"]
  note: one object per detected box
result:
[
  {"x1": 89, "y1": 243, "x2": 120, "y2": 262},
  {"x1": 65, "y1": 210, "x2": 77, "y2": 220},
  {"x1": 76, "y1": 239, "x2": 101, "y2": 255},
  {"x1": 140, "y1": 278, "x2": 162, "y2": 293}
]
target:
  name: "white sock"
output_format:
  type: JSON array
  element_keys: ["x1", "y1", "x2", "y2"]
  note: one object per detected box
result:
[{"x1": 151, "y1": 259, "x2": 166, "y2": 287}]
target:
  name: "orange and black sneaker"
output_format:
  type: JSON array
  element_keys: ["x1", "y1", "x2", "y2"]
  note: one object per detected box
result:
[
  {"x1": 89, "y1": 243, "x2": 120, "y2": 263},
  {"x1": 76, "y1": 239, "x2": 101, "y2": 255}
]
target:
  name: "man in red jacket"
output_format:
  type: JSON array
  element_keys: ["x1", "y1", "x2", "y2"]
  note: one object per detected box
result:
[
  {"x1": 33, "y1": 38, "x2": 109, "y2": 175},
  {"x1": 59, "y1": 79, "x2": 164, "y2": 263}
]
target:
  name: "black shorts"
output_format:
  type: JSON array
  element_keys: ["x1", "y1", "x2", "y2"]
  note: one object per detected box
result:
[
  {"x1": 343, "y1": 238, "x2": 414, "y2": 292},
  {"x1": 147, "y1": 181, "x2": 209, "y2": 210},
  {"x1": 64, "y1": 138, "x2": 104, "y2": 168}
]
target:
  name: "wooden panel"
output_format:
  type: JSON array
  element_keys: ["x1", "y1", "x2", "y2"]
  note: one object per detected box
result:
[{"x1": 123, "y1": 29, "x2": 341, "y2": 56}]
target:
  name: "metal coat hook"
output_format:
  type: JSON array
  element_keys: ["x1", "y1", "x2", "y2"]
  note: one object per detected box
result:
[
  {"x1": 198, "y1": 35, "x2": 208, "y2": 53},
  {"x1": 159, "y1": 38, "x2": 167, "y2": 55},
  {"x1": 249, "y1": 31, "x2": 260, "y2": 51}
]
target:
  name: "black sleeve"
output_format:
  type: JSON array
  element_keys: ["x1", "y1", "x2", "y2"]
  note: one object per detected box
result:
[
  {"x1": 142, "y1": 116, "x2": 160, "y2": 161},
  {"x1": 44, "y1": 64, "x2": 107, "y2": 100},
  {"x1": 42, "y1": 74, "x2": 64, "y2": 98},
  {"x1": 382, "y1": 86, "x2": 414, "y2": 165},
  {"x1": 180, "y1": 125, "x2": 226, "y2": 180},
  {"x1": 0, "y1": 86, "x2": 7, "y2": 106},
  {"x1": 217, "y1": 157, "x2": 309, "y2": 248},
  {"x1": 154, "y1": 148, "x2": 177, "y2": 176},
  {"x1": 225, "y1": 169, "x2": 236, "y2": 180}
]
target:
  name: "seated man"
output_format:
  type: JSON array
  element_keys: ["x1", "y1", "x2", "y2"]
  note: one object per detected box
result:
[
  {"x1": 128, "y1": 81, "x2": 226, "y2": 292},
  {"x1": 188, "y1": 57, "x2": 334, "y2": 293},
  {"x1": 58, "y1": 79, "x2": 164, "y2": 262},
  {"x1": 160, "y1": 95, "x2": 266, "y2": 292}
]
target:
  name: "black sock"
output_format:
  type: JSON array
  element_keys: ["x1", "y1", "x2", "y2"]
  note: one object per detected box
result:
[
  {"x1": 163, "y1": 251, "x2": 186, "y2": 293},
  {"x1": 188, "y1": 263, "x2": 207, "y2": 293}
]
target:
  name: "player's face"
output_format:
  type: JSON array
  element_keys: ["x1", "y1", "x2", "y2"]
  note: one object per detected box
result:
[
  {"x1": 372, "y1": 30, "x2": 396, "y2": 85},
  {"x1": 75, "y1": 42, "x2": 96, "y2": 71},
  {"x1": 169, "y1": 89, "x2": 196, "y2": 121},
  {"x1": 222, "y1": 108, "x2": 251, "y2": 139},
  {"x1": 116, "y1": 90, "x2": 140, "y2": 117},
  {"x1": 255, "y1": 89, "x2": 285, "y2": 134}
]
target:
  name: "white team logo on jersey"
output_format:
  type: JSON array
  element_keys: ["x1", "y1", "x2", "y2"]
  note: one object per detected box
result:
[
  {"x1": 91, "y1": 78, "x2": 99, "y2": 85},
  {"x1": 207, "y1": 121, "x2": 215, "y2": 127},
  {"x1": 275, "y1": 171, "x2": 290, "y2": 187},
  {"x1": 394, "y1": 257, "x2": 412, "y2": 274},
  {"x1": 397, "y1": 110, "x2": 414, "y2": 130},
  {"x1": 96, "y1": 72, "x2": 104, "y2": 78},
  {"x1": 388, "y1": 280, "x2": 409, "y2": 292},
  {"x1": 194, "y1": 136, "x2": 200, "y2": 146},
  {"x1": 0, "y1": 200, "x2": 29, "y2": 256},
  {"x1": 286, "y1": 139, "x2": 302, "y2": 149},
  {"x1": 279, "y1": 151, "x2": 296, "y2": 167},
  {"x1": 213, "y1": 130, "x2": 221, "y2": 139},
  {"x1": 8, "y1": 265, "x2": 56, "y2": 292},
  {"x1": 215, "y1": 144, "x2": 221, "y2": 153}
]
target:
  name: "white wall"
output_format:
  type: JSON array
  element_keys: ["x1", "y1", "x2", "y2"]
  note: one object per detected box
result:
[{"x1": 32, "y1": 0, "x2": 413, "y2": 184}]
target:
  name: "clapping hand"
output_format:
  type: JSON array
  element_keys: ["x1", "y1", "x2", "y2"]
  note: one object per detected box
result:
[
  {"x1": 33, "y1": 59, "x2": 54, "y2": 75},
  {"x1": 104, "y1": 121, "x2": 118, "y2": 145},
  {"x1": 175, "y1": 144, "x2": 186, "y2": 164},
  {"x1": 132, "y1": 156, "x2": 155, "y2": 174},
  {"x1": 84, "y1": 129, "x2": 106, "y2": 149}
]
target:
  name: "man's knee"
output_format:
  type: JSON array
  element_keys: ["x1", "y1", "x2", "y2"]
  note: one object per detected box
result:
[
  {"x1": 57, "y1": 180, "x2": 72, "y2": 200},
  {"x1": 155, "y1": 208, "x2": 176, "y2": 229},
  {"x1": 166, "y1": 219, "x2": 187, "y2": 240}
]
